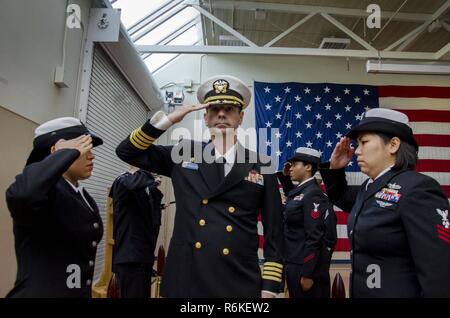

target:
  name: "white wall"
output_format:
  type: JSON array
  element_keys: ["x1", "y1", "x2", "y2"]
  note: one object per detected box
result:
[
  {"x1": 154, "y1": 53, "x2": 450, "y2": 150},
  {"x1": 0, "y1": 0, "x2": 92, "y2": 124},
  {"x1": 0, "y1": 0, "x2": 93, "y2": 297}
]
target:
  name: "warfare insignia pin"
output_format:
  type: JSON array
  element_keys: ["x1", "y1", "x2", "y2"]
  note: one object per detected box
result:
[
  {"x1": 376, "y1": 200, "x2": 393, "y2": 208},
  {"x1": 388, "y1": 183, "x2": 402, "y2": 190}
]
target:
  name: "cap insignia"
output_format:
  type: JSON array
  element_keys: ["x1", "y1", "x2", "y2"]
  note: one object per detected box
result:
[{"x1": 213, "y1": 79, "x2": 229, "y2": 94}]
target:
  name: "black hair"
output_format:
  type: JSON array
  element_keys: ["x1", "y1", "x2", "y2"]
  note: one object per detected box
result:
[
  {"x1": 309, "y1": 163, "x2": 318, "y2": 176},
  {"x1": 378, "y1": 133, "x2": 418, "y2": 170}
]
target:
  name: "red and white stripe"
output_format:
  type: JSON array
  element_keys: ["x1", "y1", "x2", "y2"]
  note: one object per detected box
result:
[
  {"x1": 379, "y1": 85, "x2": 450, "y2": 201},
  {"x1": 335, "y1": 85, "x2": 450, "y2": 258},
  {"x1": 257, "y1": 85, "x2": 450, "y2": 260}
]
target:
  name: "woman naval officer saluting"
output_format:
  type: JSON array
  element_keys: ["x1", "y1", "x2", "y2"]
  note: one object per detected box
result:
[
  {"x1": 318, "y1": 108, "x2": 450, "y2": 298},
  {"x1": 5, "y1": 117, "x2": 104, "y2": 298}
]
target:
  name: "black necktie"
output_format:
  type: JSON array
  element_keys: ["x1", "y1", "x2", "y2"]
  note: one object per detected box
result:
[{"x1": 216, "y1": 157, "x2": 226, "y2": 180}]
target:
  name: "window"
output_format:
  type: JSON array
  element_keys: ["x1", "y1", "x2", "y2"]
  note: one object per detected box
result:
[
  {"x1": 111, "y1": 0, "x2": 203, "y2": 73},
  {"x1": 112, "y1": 0, "x2": 167, "y2": 29}
]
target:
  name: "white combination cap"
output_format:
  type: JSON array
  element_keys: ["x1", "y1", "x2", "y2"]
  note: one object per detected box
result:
[{"x1": 197, "y1": 75, "x2": 251, "y2": 110}]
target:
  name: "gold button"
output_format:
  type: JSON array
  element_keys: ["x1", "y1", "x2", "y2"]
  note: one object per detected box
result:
[
  {"x1": 223, "y1": 248, "x2": 230, "y2": 255},
  {"x1": 195, "y1": 242, "x2": 202, "y2": 249},
  {"x1": 202, "y1": 199, "x2": 208, "y2": 205},
  {"x1": 228, "y1": 206, "x2": 235, "y2": 213},
  {"x1": 199, "y1": 219, "x2": 206, "y2": 226},
  {"x1": 226, "y1": 225, "x2": 233, "y2": 232}
]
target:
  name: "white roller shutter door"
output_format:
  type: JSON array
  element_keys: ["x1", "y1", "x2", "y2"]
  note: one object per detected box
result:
[{"x1": 81, "y1": 44, "x2": 149, "y2": 280}]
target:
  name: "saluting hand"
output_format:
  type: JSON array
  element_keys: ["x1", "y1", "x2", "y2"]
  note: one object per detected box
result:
[
  {"x1": 167, "y1": 103, "x2": 209, "y2": 124},
  {"x1": 54, "y1": 135, "x2": 93, "y2": 157},
  {"x1": 330, "y1": 137, "x2": 354, "y2": 169}
]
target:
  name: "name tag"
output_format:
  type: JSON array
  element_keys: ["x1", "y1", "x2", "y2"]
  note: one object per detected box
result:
[{"x1": 181, "y1": 161, "x2": 199, "y2": 170}]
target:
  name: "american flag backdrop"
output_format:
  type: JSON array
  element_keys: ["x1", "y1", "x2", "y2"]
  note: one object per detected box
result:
[{"x1": 254, "y1": 82, "x2": 450, "y2": 259}]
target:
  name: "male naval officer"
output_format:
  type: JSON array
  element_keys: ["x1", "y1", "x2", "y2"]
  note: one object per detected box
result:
[{"x1": 116, "y1": 75, "x2": 284, "y2": 298}]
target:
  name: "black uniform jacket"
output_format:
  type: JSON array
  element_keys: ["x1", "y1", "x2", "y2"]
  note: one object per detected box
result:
[
  {"x1": 116, "y1": 121, "x2": 284, "y2": 297},
  {"x1": 282, "y1": 178, "x2": 334, "y2": 278},
  {"x1": 110, "y1": 170, "x2": 157, "y2": 265},
  {"x1": 149, "y1": 185, "x2": 164, "y2": 228},
  {"x1": 320, "y1": 165, "x2": 450, "y2": 298},
  {"x1": 5, "y1": 149, "x2": 103, "y2": 298}
]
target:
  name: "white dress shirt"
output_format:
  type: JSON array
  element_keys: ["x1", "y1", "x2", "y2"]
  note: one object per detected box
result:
[
  {"x1": 365, "y1": 165, "x2": 394, "y2": 190},
  {"x1": 298, "y1": 176, "x2": 315, "y2": 188},
  {"x1": 64, "y1": 178, "x2": 94, "y2": 211},
  {"x1": 215, "y1": 144, "x2": 237, "y2": 177}
]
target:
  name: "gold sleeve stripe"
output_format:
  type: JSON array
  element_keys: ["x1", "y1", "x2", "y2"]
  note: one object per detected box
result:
[
  {"x1": 263, "y1": 273, "x2": 282, "y2": 280},
  {"x1": 136, "y1": 128, "x2": 155, "y2": 143},
  {"x1": 263, "y1": 270, "x2": 282, "y2": 278},
  {"x1": 136, "y1": 127, "x2": 155, "y2": 142},
  {"x1": 262, "y1": 275, "x2": 282, "y2": 283},
  {"x1": 263, "y1": 267, "x2": 283, "y2": 274},
  {"x1": 130, "y1": 131, "x2": 150, "y2": 149},
  {"x1": 264, "y1": 262, "x2": 283, "y2": 269},
  {"x1": 132, "y1": 130, "x2": 152, "y2": 146},
  {"x1": 129, "y1": 133, "x2": 147, "y2": 150}
]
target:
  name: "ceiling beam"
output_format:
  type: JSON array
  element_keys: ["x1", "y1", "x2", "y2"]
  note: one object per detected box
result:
[
  {"x1": 436, "y1": 42, "x2": 450, "y2": 60},
  {"x1": 136, "y1": 45, "x2": 436, "y2": 60},
  {"x1": 320, "y1": 13, "x2": 377, "y2": 51},
  {"x1": 432, "y1": 0, "x2": 450, "y2": 20},
  {"x1": 395, "y1": 24, "x2": 428, "y2": 51},
  {"x1": 191, "y1": 0, "x2": 432, "y2": 22},
  {"x1": 384, "y1": 22, "x2": 429, "y2": 51},
  {"x1": 370, "y1": 0, "x2": 409, "y2": 43},
  {"x1": 188, "y1": 2, "x2": 257, "y2": 47},
  {"x1": 385, "y1": 0, "x2": 450, "y2": 51},
  {"x1": 141, "y1": 17, "x2": 200, "y2": 60},
  {"x1": 264, "y1": 13, "x2": 315, "y2": 47}
]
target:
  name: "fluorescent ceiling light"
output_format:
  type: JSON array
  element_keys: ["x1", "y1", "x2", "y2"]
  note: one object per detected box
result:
[{"x1": 366, "y1": 60, "x2": 450, "y2": 75}]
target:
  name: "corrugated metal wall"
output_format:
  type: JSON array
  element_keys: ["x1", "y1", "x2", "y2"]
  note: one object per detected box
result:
[{"x1": 82, "y1": 44, "x2": 149, "y2": 280}]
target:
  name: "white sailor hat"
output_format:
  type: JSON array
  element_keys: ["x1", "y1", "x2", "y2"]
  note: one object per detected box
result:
[
  {"x1": 287, "y1": 147, "x2": 321, "y2": 165},
  {"x1": 26, "y1": 117, "x2": 103, "y2": 165},
  {"x1": 197, "y1": 75, "x2": 251, "y2": 110},
  {"x1": 346, "y1": 108, "x2": 418, "y2": 150}
]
